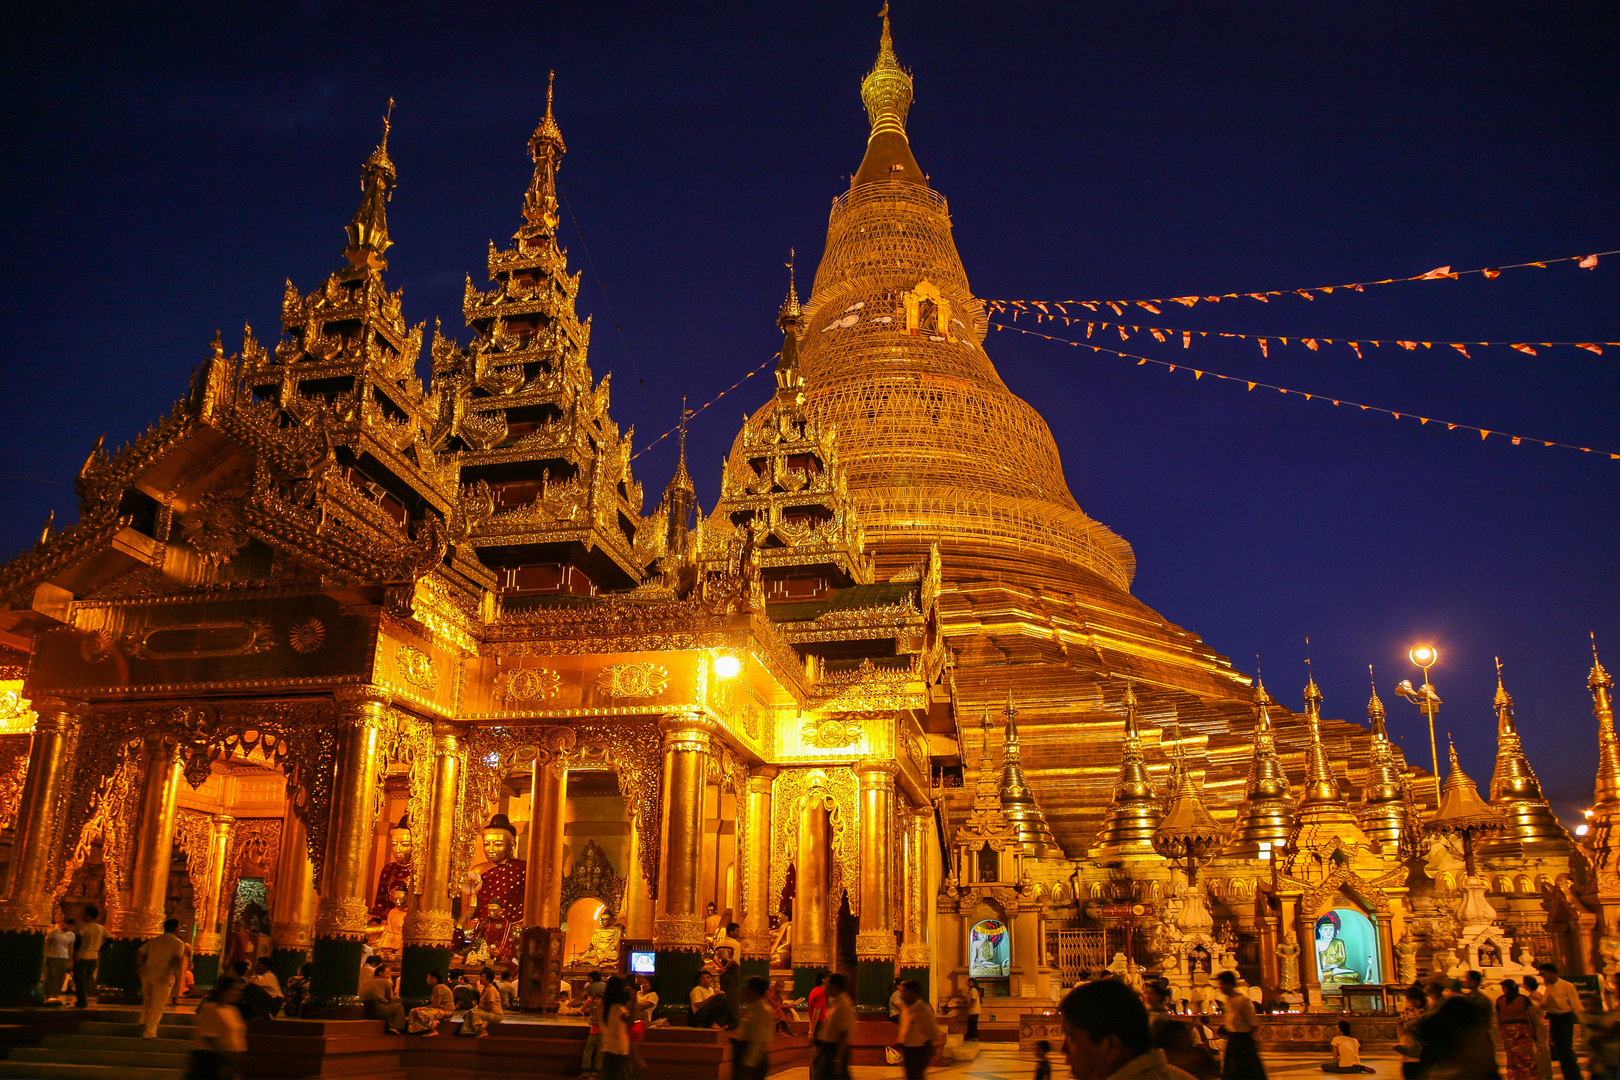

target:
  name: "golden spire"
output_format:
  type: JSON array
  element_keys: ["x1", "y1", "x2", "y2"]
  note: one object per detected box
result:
[
  {"x1": 999, "y1": 689, "x2": 1064, "y2": 857},
  {"x1": 1092, "y1": 680, "x2": 1162, "y2": 859},
  {"x1": 1425, "y1": 739, "x2": 1505, "y2": 877},
  {"x1": 1480, "y1": 658, "x2": 1569, "y2": 854},
  {"x1": 522, "y1": 71, "x2": 566, "y2": 238},
  {"x1": 1299, "y1": 656, "x2": 1346, "y2": 808},
  {"x1": 1226, "y1": 674, "x2": 1294, "y2": 855},
  {"x1": 344, "y1": 98, "x2": 397, "y2": 270},
  {"x1": 776, "y1": 252, "x2": 804, "y2": 400},
  {"x1": 1360, "y1": 663, "x2": 1411, "y2": 850},
  {"x1": 1593, "y1": 635, "x2": 1620, "y2": 810},
  {"x1": 861, "y1": 4, "x2": 912, "y2": 139},
  {"x1": 668, "y1": 397, "x2": 694, "y2": 497}
]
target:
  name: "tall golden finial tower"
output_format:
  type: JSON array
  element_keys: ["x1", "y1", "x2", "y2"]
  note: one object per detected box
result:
[
  {"x1": 1358, "y1": 665, "x2": 1412, "y2": 851},
  {"x1": 344, "y1": 99, "x2": 397, "y2": 270},
  {"x1": 1091, "y1": 681, "x2": 1162, "y2": 859},
  {"x1": 1479, "y1": 658, "x2": 1570, "y2": 855},
  {"x1": 1587, "y1": 637, "x2": 1620, "y2": 888},
  {"x1": 1297, "y1": 656, "x2": 1347, "y2": 810},
  {"x1": 999, "y1": 690, "x2": 1064, "y2": 858},
  {"x1": 1225, "y1": 676, "x2": 1294, "y2": 856}
]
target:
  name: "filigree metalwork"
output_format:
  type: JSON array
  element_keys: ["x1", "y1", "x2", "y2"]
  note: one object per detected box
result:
[
  {"x1": 174, "y1": 809, "x2": 215, "y2": 909},
  {"x1": 0, "y1": 737, "x2": 31, "y2": 830},
  {"x1": 493, "y1": 666, "x2": 561, "y2": 703},
  {"x1": 802, "y1": 717, "x2": 862, "y2": 749},
  {"x1": 770, "y1": 766, "x2": 860, "y2": 925},
  {"x1": 596, "y1": 663, "x2": 669, "y2": 699},
  {"x1": 396, "y1": 646, "x2": 438, "y2": 692},
  {"x1": 559, "y1": 838, "x2": 626, "y2": 916}
]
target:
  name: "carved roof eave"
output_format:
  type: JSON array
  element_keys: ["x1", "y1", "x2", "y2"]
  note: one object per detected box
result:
[
  {"x1": 468, "y1": 520, "x2": 643, "y2": 580},
  {"x1": 0, "y1": 501, "x2": 129, "y2": 607}
]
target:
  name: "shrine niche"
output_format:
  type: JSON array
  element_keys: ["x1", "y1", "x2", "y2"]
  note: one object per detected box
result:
[{"x1": 560, "y1": 838, "x2": 627, "y2": 917}]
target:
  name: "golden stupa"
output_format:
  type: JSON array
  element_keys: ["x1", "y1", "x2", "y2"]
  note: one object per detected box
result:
[{"x1": 791, "y1": 9, "x2": 1401, "y2": 857}]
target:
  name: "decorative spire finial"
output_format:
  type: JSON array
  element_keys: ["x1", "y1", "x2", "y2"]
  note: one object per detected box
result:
[
  {"x1": 1592, "y1": 633, "x2": 1620, "y2": 810},
  {"x1": 1367, "y1": 663, "x2": 1387, "y2": 736},
  {"x1": 1300, "y1": 653, "x2": 1345, "y2": 807},
  {"x1": 522, "y1": 74, "x2": 566, "y2": 238},
  {"x1": 860, "y1": 1, "x2": 913, "y2": 140},
  {"x1": 344, "y1": 99, "x2": 398, "y2": 271},
  {"x1": 667, "y1": 396, "x2": 694, "y2": 497}
]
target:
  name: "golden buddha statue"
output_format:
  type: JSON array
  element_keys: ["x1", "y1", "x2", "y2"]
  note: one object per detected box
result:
[
  {"x1": 463, "y1": 814, "x2": 526, "y2": 964},
  {"x1": 1313, "y1": 912, "x2": 1360, "y2": 986},
  {"x1": 579, "y1": 908, "x2": 623, "y2": 967},
  {"x1": 370, "y1": 813, "x2": 413, "y2": 920},
  {"x1": 377, "y1": 882, "x2": 407, "y2": 954}
]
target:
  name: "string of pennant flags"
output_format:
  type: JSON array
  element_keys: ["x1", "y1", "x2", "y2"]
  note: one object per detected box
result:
[
  {"x1": 992, "y1": 320, "x2": 1620, "y2": 461},
  {"x1": 996, "y1": 314, "x2": 1617, "y2": 360},
  {"x1": 986, "y1": 247, "x2": 1617, "y2": 315},
  {"x1": 629, "y1": 353, "x2": 778, "y2": 462}
]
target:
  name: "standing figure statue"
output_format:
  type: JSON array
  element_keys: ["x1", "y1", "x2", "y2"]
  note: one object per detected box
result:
[
  {"x1": 370, "y1": 813, "x2": 413, "y2": 920},
  {"x1": 1395, "y1": 930, "x2": 1417, "y2": 986},
  {"x1": 462, "y1": 814, "x2": 527, "y2": 965},
  {"x1": 1275, "y1": 929, "x2": 1301, "y2": 992}
]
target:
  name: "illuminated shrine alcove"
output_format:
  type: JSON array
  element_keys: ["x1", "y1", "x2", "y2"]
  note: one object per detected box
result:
[
  {"x1": 564, "y1": 896, "x2": 606, "y2": 965},
  {"x1": 1312, "y1": 907, "x2": 1381, "y2": 989}
]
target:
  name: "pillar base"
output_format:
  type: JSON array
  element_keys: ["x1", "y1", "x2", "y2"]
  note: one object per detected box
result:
[
  {"x1": 96, "y1": 938, "x2": 145, "y2": 1004},
  {"x1": 401, "y1": 944, "x2": 453, "y2": 1008},
  {"x1": 740, "y1": 957, "x2": 769, "y2": 986},
  {"x1": 269, "y1": 947, "x2": 307, "y2": 988},
  {"x1": 654, "y1": 948, "x2": 704, "y2": 1022},
  {"x1": 792, "y1": 964, "x2": 825, "y2": 1000},
  {"x1": 192, "y1": 952, "x2": 221, "y2": 991},
  {"x1": 899, "y1": 965, "x2": 930, "y2": 1004},
  {"x1": 0, "y1": 930, "x2": 46, "y2": 1005},
  {"x1": 309, "y1": 935, "x2": 364, "y2": 1010},
  {"x1": 856, "y1": 958, "x2": 895, "y2": 1016}
]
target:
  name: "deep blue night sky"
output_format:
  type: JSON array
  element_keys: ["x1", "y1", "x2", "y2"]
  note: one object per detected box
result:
[{"x1": 2, "y1": 2, "x2": 1616, "y2": 820}]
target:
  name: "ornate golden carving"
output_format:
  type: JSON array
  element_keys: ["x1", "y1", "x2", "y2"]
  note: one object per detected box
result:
[
  {"x1": 596, "y1": 662, "x2": 669, "y2": 699},
  {"x1": 175, "y1": 810, "x2": 215, "y2": 912},
  {"x1": 802, "y1": 717, "x2": 862, "y2": 749},
  {"x1": 402, "y1": 909, "x2": 456, "y2": 946},
  {"x1": 654, "y1": 914, "x2": 708, "y2": 952},
  {"x1": 0, "y1": 737, "x2": 31, "y2": 829},
  {"x1": 395, "y1": 646, "x2": 438, "y2": 692},
  {"x1": 770, "y1": 767, "x2": 860, "y2": 921},
  {"x1": 287, "y1": 618, "x2": 326, "y2": 654},
  {"x1": 855, "y1": 929, "x2": 897, "y2": 960},
  {"x1": 180, "y1": 480, "x2": 252, "y2": 566},
  {"x1": 559, "y1": 838, "x2": 626, "y2": 915},
  {"x1": 313, "y1": 896, "x2": 371, "y2": 940},
  {"x1": 493, "y1": 665, "x2": 561, "y2": 704}
]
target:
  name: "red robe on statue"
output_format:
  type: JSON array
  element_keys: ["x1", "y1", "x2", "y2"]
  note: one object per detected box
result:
[
  {"x1": 468, "y1": 857, "x2": 526, "y2": 964},
  {"x1": 370, "y1": 861, "x2": 412, "y2": 921}
]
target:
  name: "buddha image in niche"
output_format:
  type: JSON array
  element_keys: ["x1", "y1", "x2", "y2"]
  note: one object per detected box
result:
[{"x1": 1314, "y1": 911, "x2": 1360, "y2": 985}]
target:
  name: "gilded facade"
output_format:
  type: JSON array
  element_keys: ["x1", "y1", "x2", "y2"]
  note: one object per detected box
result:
[{"x1": 0, "y1": 9, "x2": 1610, "y2": 1028}]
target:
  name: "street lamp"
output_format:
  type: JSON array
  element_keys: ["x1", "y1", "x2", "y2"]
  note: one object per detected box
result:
[{"x1": 1396, "y1": 643, "x2": 1443, "y2": 804}]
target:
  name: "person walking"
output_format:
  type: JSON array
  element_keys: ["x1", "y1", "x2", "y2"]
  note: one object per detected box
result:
[
  {"x1": 966, "y1": 977, "x2": 982, "y2": 1041},
  {"x1": 458, "y1": 968, "x2": 503, "y2": 1037},
  {"x1": 136, "y1": 919, "x2": 187, "y2": 1038},
  {"x1": 73, "y1": 906, "x2": 105, "y2": 1009},
  {"x1": 42, "y1": 915, "x2": 75, "y2": 1004},
  {"x1": 185, "y1": 978, "x2": 246, "y2": 1080},
  {"x1": 896, "y1": 979, "x2": 942, "y2": 1080},
  {"x1": 820, "y1": 973, "x2": 855, "y2": 1080},
  {"x1": 1414, "y1": 995, "x2": 1501, "y2": 1079},
  {"x1": 598, "y1": 976, "x2": 633, "y2": 1080},
  {"x1": 733, "y1": 976, "x2": 773, "y2": 1080},
  {"x1": 1497, "y1": 979, "x2": 1538, "y2": 1080},
  {"x1": 807, "y1": 970, "x2": 832, "y2": 1078},
  {"x1": 1214, "y1": 970, "x2": 1265, "y2": 1080},
  {"x1": 1520, "y1": 974, "x2": 1553, "y2": 1080},
  {"x1": 1396, "y1": 983, "x2": 1428, "y2": 1079},
  {"x1": 1537, "y1": 963, "x2": 1583, "y2": 1080},
  {"x1": 1057, "y1": 978, "x2": 1195, "y2": 1079}
]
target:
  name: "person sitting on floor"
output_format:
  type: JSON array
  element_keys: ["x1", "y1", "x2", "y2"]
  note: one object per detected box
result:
[
  {"x1": 359, "y1": 957, "x2": 407, "y2": 1033},
  {"x1": 407, "y1": 969, "x2": 455, "y2": 1037},
  {"x1": 1320, "y1": 1019, "x2": 1375, "y2": 1073}
]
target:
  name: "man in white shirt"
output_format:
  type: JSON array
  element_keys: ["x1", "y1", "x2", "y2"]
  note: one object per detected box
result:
[
  {"x1": 897, "y1": 980, "x2": 942, "y2": 1080},
  {"x1": 1538, "y1": 963, "x2": 1583, "y2": 1080},
  {"x1": 689, "y1": 969, "x2": 718, "y2": 1010},
  {"x1": 73, "y1": 906, "x2": 106, "y2": 1008},
  {"x1": 733, "y1": 976, "x2": 773, "y2": 1080},
  {"x1": 135, "y1": 919, "x2": 187, "y2": 1038},
  {"x1": 42, "y1": 916, "x2": 75, "y2": 1004},
  {"x1": 819, "y1": 974, "x2": 856, "y2": 1079}
]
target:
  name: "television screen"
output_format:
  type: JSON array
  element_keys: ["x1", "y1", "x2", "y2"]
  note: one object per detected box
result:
[{"x1": 630, "y1": 951, "x2": 656, "y2": 975}]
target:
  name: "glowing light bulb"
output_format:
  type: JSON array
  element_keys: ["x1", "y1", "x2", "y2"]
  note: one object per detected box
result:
[
  {"x1": 1409, "y1": 644, "x2": 1438, "y2": 668},
  {"x1": 713, "y1": 654, "x2": 742, "y2": 680}
]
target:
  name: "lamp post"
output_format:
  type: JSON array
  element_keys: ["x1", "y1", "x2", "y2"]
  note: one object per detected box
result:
[{"x1": 1396, "y1": 643, "x2": 1443, "y2": 805}]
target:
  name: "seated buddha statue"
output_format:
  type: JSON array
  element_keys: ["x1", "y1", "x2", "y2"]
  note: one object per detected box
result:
[
  {"x1": 1314, "y1": 913, "x2": 1361, "y2": 986},
  {"x1": 370, "y1": 813, "x2": 413, "y2": 921},
  {"x1": 579, "y1": 909, "x2": 623, "y2": 967},
  {"x1": 462, "y1": 814, "x2": 527, "y2": 965},
  {"x1": 377, "y1": 882, "x2": 407, "y2": 954}
]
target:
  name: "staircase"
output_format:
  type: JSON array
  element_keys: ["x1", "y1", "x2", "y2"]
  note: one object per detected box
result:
[{"x1": 0, "y1": 1009, "x2": 192, "y2": 1079}]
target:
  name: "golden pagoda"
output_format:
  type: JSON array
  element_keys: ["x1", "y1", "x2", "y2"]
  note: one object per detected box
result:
[
  {"x1": 1478, "y1": 659, "x2": 1572, "y2": 857},
  {"x1": 1224, "y1": 678, "x2": 1294, "y2": 857},
  {"x1": 1357, "y1": 670, "x2": 1413, "y2": 852}
]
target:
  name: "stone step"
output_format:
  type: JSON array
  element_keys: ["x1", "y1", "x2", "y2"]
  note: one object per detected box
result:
[
  {"x1": 39, "y1": 1033, "x2": 191, "y2": 1053},
  {"x1": 0, "y1": 1060, "x2": 183, "y2": 1080},
  {"x1": 76, "y1": 1020, "x2": 196, "y2": 1039},
  {"x1": 11, "y1": 1045, "x2": 191, "y2": 1068}
]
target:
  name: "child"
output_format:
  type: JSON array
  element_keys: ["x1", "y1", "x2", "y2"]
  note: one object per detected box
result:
[
  {"x1": 1322, "y1": 1019, "x2": 1374, "y2": 1073},
  {"x1": 1033, "y1": 1039, "x2": 1052, "y2": 1080}
]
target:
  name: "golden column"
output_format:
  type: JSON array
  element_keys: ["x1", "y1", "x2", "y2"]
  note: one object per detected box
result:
[
  {"x1": 792, "y1": 773, "x2": 833, "y2": 997},
  {"x1": 0, "y1": 700, "x2": 84, "y2": 1001},
  {"x1": 525, "y1": 754, "x2": 568, "y2": 932},
  {"x1": 402, "y1": 723, "x2": 461, "y2": 1004},
  {"x1": 624, "y1": 810, "x2": 656, "y2": 940},
  {"x1": 0, "y1": 698, "x2": 84, "y2": 951},
  {"x1": 854, "y1": 759, "x2": 898, "y2": 1013},
  {"x1": 310, "y1": 685, "x2": 389, "y2": 1010},
  {"x1": 738, "y1": 766, "x2": 777, "y2": 978},
  {"x1": 270, "y1": 785, "x2": 316, "y2": 981},
  {"x1": 97, "y1": 733, "x2": 183, "y2": 1003},
  {"x1": 654, "y1": 714, "x2": 713, "y2": 1002},
  {"x1": 191, "y1": 813, "x2": 236, "y2": 988},
  {"x1": 897, "y1": 805, "x2": 932, "y2": 987}
]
